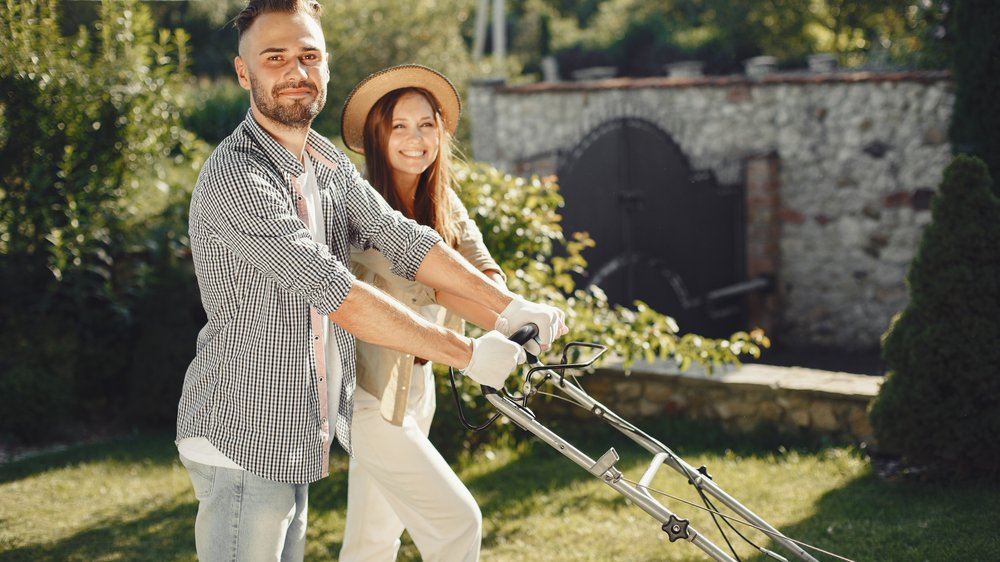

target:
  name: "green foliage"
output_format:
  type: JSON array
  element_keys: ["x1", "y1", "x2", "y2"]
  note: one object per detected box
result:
[
  {"x1": 0, "y1": 0, "x2": 193, "y2": 281},
  {"x1": 524, "y1": 0, "x2": 950, "y2": 76},
  {"x1": 0, "y1": 0, "x2": 200, "y2": 442},
  {"x1": 869, "y1": 156, "x2": 1000, "y2": 480},
  {"x1": 316, "y1": 0, "x2": 519, "y2": 139},
  {"x1": 181, "y1": 78, "x2": 249, "y2": 145},
  {"x1": 949, "y1": 0, "x2": 1000, "y2": 197},
  {"x1": 453, "y1": 161, "x2": 767, "y2": 371}
]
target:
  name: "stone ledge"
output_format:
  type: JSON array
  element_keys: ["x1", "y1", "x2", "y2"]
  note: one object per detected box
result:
[
  {"x1": 650, "y1": 363, "x2": 881, "y2": 400},
  {"x1": 551, "y1": 360, "x2": 883, "y2": 445},
  {"x1": 607, "y1": 360, "x2": 880, "y2": 395}
]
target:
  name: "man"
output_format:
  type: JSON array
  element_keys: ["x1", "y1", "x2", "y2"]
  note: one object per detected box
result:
[{"x1": 175, "y1": 1, "x2": 566, "y2": 560}]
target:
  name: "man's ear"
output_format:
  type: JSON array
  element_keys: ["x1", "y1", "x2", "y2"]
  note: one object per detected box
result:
[{"x1": 234, "y1": 56, "x2": 251, "y2": 91}]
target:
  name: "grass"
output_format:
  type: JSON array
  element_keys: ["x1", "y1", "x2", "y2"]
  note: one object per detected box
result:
[{"x1": 1, "y1": 417, "x2": 998, "y2": 562}]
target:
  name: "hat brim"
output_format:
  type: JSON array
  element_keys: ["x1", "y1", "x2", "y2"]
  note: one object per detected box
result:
[{"x1": 340, "y1": 64, "x2": 461, "y2": 154}]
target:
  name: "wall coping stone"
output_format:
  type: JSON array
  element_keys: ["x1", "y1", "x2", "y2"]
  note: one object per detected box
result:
[
  {"x1": 593, "y1": 360, "x2": 883, "y2": 402},
  {"x1": 490, "y1": 70, "x2": 950, "y2": 94},
  {"x1": 571, "y1": 360, "x2": 884, "y2": 443}
]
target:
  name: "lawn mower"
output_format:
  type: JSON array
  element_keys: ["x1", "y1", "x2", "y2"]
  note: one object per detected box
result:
[{"x1": 450, "y1": 326, "x2": 853, "y2": 562}]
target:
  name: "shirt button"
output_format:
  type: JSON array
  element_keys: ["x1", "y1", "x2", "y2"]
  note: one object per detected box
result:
[
  {"x1": 319, "y1": 377, "x2": 324, "y2": 382},
  {"x1": 321, "y1": 417, "x2": 327, "y2": 424}
]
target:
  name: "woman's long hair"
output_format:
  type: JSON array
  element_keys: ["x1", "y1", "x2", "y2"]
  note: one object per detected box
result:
[{"x1": 362, "y1": 87, "x2": 460, "y2": 248}]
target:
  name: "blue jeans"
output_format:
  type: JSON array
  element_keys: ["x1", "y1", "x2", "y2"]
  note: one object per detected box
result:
[{"x1": 180, "y1": 456, "x2": 309, "y2": 562}]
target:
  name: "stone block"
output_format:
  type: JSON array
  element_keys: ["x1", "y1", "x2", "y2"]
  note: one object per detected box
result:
[
  {"x1": 713, "y1": 401, "x2": 734, "y2": 420},
  {"x1": 810, "y1": 401, "x2": 840, "y2": 432},
  {"x1": 583, "y1": 375, "x2": 613, "y2": 398},
  {"x1": 614, "y1": 381, "x2": 643, "y2": 400},
  {"x1": 642, "y1": 383, "x2": 674, "y2": 403},
  {"x1": 788, "y1": 408, "x2": 811, "y2": 427},
  {"x1": 848, "y1": 408, "x2": 874, "y2": 442},
  {"x1": 779, "y1": 208, "x2": 806, "y2": 224},
  {"x1": 756, "y1": 400, "x2": 783, "y2": 422},
  {"x1": 638, "y1": 399, "x2": 663, "y2": 417}
]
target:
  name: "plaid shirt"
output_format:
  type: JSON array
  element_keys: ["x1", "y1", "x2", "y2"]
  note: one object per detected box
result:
[{"x1": 177, "y1": 110, "x2": 441, "y2": 484}]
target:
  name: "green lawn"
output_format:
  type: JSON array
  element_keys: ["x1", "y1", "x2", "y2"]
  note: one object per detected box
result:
[{"x1": 1, "y1": 419, "x2": 997, "y2": 562}]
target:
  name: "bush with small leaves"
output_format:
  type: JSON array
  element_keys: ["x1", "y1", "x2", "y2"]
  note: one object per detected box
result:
[{"x1": 869, "y1": 156, "x2": 1000, "y2": 480}]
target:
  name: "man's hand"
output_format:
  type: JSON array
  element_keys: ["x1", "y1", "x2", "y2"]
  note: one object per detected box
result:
[
  {"x1": 461, "y1": 331, "x2": 527, "y2": 389},
  {"x1": 494, "y1": 297, "x2": 568, "y2": 356}
]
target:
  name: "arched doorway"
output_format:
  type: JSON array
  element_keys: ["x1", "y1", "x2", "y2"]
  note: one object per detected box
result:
[{"x1": 557, "y1": 118, "x2": 746, "y2": 336}]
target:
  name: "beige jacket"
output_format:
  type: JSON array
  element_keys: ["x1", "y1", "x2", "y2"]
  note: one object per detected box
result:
[{"x1": 351, "y1": 189, "x2": 504, "y2": 425}]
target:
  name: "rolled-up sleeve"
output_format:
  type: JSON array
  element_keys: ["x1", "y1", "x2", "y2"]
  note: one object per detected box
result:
[
  {"x1": 198, "y1": 161, "x2": 354, "y2": 315},
  {"x1": 450, "y1": 189, "x2": 505, "y2": 280},
  {"x1": 343, "y1": 164, "x2": 442, "y2": 281}
]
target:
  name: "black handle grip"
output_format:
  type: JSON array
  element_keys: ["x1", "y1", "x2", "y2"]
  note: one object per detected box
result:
[{"x1": 508, "y1": 323, "x2": 539, "y2": 364}]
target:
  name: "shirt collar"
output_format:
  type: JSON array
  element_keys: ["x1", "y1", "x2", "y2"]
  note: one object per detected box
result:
[{"x1": 242, "y1": 109, "x2": 340, "y2": 178}]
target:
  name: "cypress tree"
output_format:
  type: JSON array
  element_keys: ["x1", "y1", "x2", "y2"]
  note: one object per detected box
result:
[
  {"x1": 949, "y1": 0, "x2": 1000, "y2": 197},
  {"x1": 869, "y1": 156, "x2": 1000, "y2": 479}
]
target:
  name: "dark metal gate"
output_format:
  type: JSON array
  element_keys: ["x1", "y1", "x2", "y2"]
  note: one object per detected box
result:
[{"x1": 557, "y1": 118, "x2": 748, "y2": 337}]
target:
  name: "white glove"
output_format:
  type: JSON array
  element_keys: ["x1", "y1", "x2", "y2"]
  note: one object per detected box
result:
[
  {"x1": 461, "y1": 331, "x2": 527, "y2": 389},
  {"x1": 494, "y1": 297, "x2": 567, "y2": 356}
]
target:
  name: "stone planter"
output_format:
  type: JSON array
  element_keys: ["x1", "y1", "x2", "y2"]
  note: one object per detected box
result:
[
  {"x1": 665, "y1": 60, "x2": 705, "y2": 78},
  {"x1": 744, "y1": 55, "x2": 778, "y2": 77},
  {"x1": 571, "y1": 66, "x2": 617, "y2": 81},
  {"x1": 807, "y1": 53, "x2": 838, "y2": 73}
]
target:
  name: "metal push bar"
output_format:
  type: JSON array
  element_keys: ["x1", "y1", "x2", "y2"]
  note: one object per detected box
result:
[{"x1": 475, "y1": 337, "x2": 820, "y2": 562}]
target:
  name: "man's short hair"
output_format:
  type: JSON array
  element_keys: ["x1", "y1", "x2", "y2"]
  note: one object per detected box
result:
[{"x1": 234, "y1": 0, "x2": 323, "y2": 41}]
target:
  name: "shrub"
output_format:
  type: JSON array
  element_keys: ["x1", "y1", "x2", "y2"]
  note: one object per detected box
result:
[
  {"x1": 181, "y1": 78, "x2": 249, "y2": 145},
  {"x1": 869, "y1": 156, "x2": 1000, "y2": 480},
  {"x1": 0, "y1": 0, "x2": 194, "y2": 442}
]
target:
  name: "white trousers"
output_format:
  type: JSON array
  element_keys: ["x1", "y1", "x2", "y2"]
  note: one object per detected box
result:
[{"x1": 339, "y1": 364, "x2": 482, "y2": 562}]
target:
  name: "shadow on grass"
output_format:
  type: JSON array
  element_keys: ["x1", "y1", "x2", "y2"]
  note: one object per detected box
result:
[
  {"x1": 0, "y1": 432, "x2": 361, "y2": 562},
  {"x1": 0, "y1": 495, "x2": 196, "y2": 562},
  {"x1": 744, "y1": 471, "x2": 1000, "y2": 562},
  {"x1": 459, "y1": 413, "x2": 833, "y2": 554},
  {"x1": 0, "y1": 433, "x2": 197, "y2": 562},
  {"x1": 2, "y1": 418, "x2": 893, "y2": 562},
  {"x1": 0, "y1": 431, "x2": 179, "y2": 485}
]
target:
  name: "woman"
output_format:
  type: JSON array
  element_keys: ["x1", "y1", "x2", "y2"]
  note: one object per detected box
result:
[{"x1": 338, "y1": 64, "x2": 504, "y2": 562}]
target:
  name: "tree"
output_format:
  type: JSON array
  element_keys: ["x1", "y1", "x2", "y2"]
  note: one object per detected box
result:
[
  {"x1": 950, "y1": 0, "x2": 1000, "y2": 197},
  {"x1": 0, "y1": 0, "x2": 191, "y2": 287},
  {"x1": 523, "y1": 0, "x2": 949, "y2": 77},
  {"x1": 869, "y1": 156, "x2": 1000, "y2": 480},
  {"x1": 318, "y1": 0, "x2": 518, "y2": 139}
]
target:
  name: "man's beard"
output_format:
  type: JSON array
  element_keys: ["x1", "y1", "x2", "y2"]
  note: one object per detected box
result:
[{"x1": 250, "y1": 74, "x2": 326, "y2": 129}]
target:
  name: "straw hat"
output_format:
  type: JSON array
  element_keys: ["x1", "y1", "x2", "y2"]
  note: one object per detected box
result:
[{"x1": 340, "y1": 64, "x2": 461, "y2": 154}]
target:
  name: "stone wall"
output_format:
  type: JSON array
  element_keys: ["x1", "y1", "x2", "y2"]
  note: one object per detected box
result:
[
  {"x1": 468, "y1": 71, "x2": 954, "y2": 349},
  {"x1": 545, "y1": 362, "x2": 881, "y2": 445}
]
